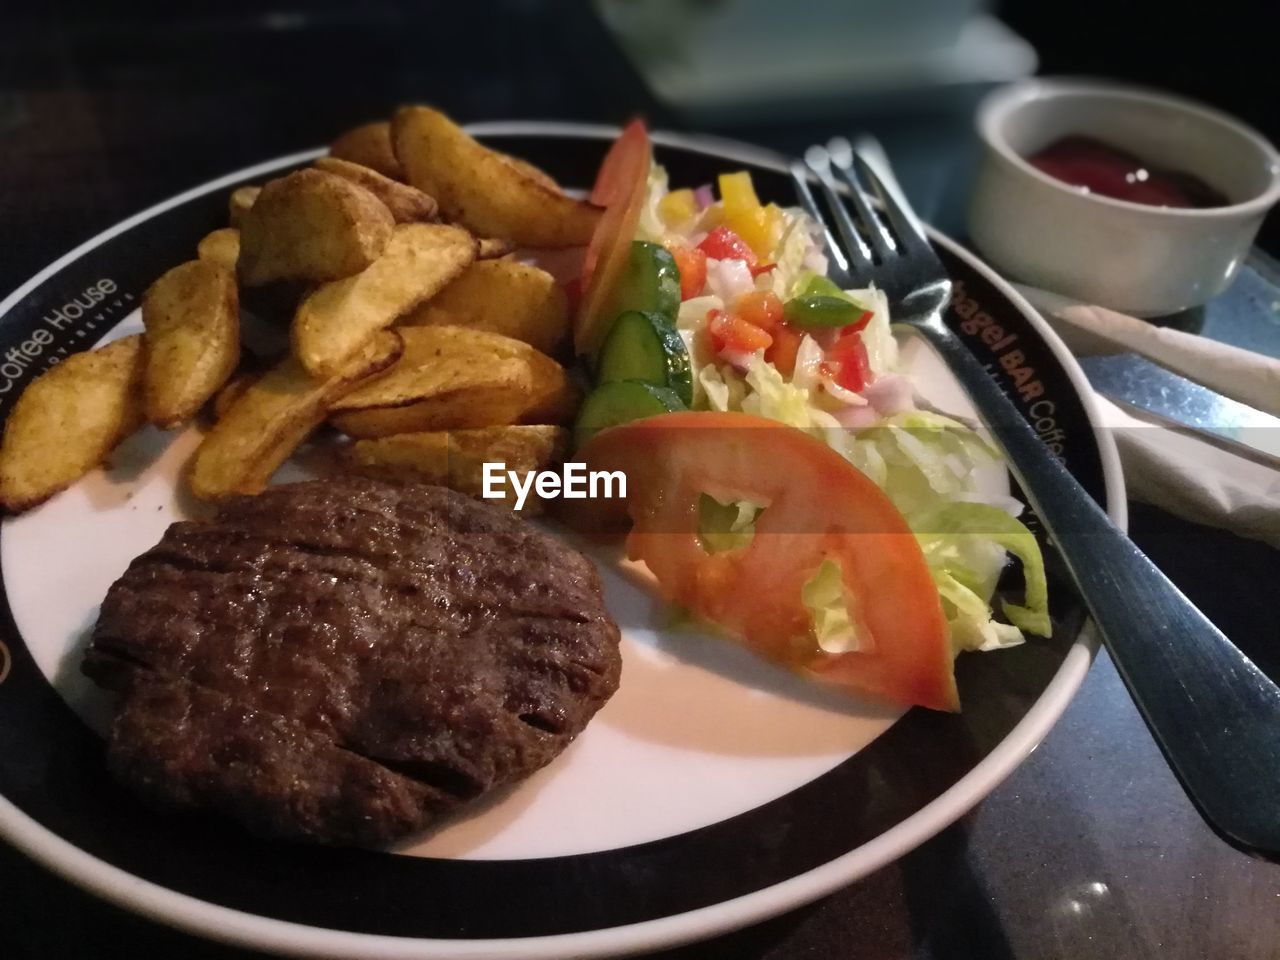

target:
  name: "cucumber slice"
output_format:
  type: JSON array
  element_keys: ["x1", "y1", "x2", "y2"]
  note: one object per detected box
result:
[
  {"x1": 596, "y1": 310, "x2": 693, "y2": 407},
  {"x1": 607, "y1": 241, "x2": 682, "y2": 325},
  {"x1": 574, "y1": 380, "x2": 685, "y2": 449}
]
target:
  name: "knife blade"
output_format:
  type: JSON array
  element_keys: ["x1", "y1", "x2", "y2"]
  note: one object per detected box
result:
[{"x1": 1078, "y1": 353, "x2": 1280, "y2": 468}]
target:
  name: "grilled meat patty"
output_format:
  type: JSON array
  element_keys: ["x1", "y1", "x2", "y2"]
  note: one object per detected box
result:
[{"x1": 84, "y1": 478, "x2": 621, "y2": 846}]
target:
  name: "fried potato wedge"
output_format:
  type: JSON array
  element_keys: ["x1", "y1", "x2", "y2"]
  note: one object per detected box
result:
[
  {"x1": 293, "y1": 222, "x2": 476, "y2": 377},
  {"x1": 476, "y1": 237, "x2": 514, "y2": 260},
  {"x1": 328, "y1": 326, "x2": 578, "y2": 438},
  {"x1": 522, "y1": 349, "x2": 580, "y2": 423},
  {"x1": 312, "y1": 156, "x2": 438, "y2": 223},
  {"x1": 196, "y1": 227, "x2": 240, "y2": 270},
  {"x1": 348, "y1": 425, "x2": 569, "y2": 512},
  {"x1": 209, "y1": 348, "x2": 281, "y2": 421},
  {"x1": 329, "y1": 120, "x2": 403, "y2": 180},
  {"x1": 0, "y1": 336, "x2": 144, "y2": 512},
  {"x1": 393, "y1": 106, "x2": 601, "y2": 247},
  {"x1": 401, "y1": 259, "x2": 569, "y2": 354},
  {"x1": 228, "y1": 186, "x2": 260, "y2": 229},
  {"x1": 141, "y1": 260, "x2": 241, "y2": 427},
  {"x1": 237, "y1": 169, "x2": 394, "y2": 286},
  {"x1": 211, "y1": 366, "x2": 258, "y2": 421},
  {"x1": 331, "y1": 383, "x2": 530, "y2": 438},
  {"x1": 328, "y1": 326, "x2": 531, "y2": 430},
  {"x1": 499, "y1": 154, "x2": 560, "y2": 194},
  {"x1": 188, "y1": 331, "x2": 402, "y2": 500}
]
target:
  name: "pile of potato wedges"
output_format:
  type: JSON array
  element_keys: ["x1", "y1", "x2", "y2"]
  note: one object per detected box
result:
[{"x1": 0, "y1": 106, "x2": 604, "y2": 513}]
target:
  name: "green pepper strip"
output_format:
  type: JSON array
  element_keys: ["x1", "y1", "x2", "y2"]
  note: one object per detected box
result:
[{"x1": 783, "y1": 294, "x2": 862, "y2": 328}]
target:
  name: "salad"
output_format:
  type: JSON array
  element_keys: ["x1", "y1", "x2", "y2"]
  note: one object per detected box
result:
[{"x1": 570, "y1": 122, "x2": 1049, "y2": 711}]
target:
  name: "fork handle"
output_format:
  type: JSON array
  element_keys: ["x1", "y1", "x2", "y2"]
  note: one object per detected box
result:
[{"x1": 912, "y1": 315, "x2": 1280, "y2": 856}]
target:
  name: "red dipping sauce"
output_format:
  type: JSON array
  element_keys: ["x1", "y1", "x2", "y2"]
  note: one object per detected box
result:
[{"x1": 1027, "y1": 136, "x2": 1229, "y2": 208}]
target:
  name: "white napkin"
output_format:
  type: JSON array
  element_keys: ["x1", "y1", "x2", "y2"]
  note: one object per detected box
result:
[{"x1": 1014, "y1": 285, "x2": 1280, "y2": 547}]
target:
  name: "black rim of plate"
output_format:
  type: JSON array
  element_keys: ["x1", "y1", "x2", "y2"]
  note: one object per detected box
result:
[{"x1": 0, "y1": 127, "x2": 1116, "y2": 946}]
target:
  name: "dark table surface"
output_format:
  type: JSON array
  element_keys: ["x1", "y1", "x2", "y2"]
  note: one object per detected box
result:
[{"x1": 2, "y1": 4, "x2": 1278, "y2": 958}]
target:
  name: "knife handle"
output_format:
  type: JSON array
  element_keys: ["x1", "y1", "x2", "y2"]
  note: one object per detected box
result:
[{"x1": 915, "y1": 316, "x2": 1280, "y2": 856}]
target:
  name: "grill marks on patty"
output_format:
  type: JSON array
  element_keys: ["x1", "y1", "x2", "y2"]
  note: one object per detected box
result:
[
  {"x1": 86, "y1": 478, "x2": 621, "y2": 846},
  {"x1": 107, "y1": 675, "x2": 454, "y2": 844}
]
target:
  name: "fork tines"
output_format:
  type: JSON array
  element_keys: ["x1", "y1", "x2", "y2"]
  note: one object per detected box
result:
[{"x1": 790, "y1": 142, "x2": 937, "y2": 297}]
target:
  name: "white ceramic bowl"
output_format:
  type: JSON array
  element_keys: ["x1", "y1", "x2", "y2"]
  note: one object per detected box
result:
[{"x1": 968, "y1": 78, "x2": 1280, "y2": 316}]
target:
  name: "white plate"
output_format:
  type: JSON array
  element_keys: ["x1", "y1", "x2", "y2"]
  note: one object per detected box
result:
[{"x1": 0, "y1": 124, "x2": 1124, "y2": 958}]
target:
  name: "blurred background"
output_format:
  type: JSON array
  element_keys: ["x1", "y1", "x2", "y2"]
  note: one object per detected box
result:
[{"x1": 1, "y1": 0, "x2": 1274, "y2": 297}]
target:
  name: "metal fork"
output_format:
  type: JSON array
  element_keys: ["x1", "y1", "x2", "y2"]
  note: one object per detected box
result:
[{"x1": 793, "y1": 141, "x2": 1280, "y2": 857}]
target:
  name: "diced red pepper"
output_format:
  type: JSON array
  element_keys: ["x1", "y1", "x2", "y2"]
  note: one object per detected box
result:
[
  {"x1": 697, "y1": 226, "x2": 776, "y2": 277},
  {"x1": 765, "y1": 323, "x2": 803, "y2": 377},
  {"x1": 665, "y1": 241, "x2": 708, "y2": 301},
  {"x1": 708, "y1": 308, "x2": 773, "y2": 355},
  {"x1": 734, "y1": 290, "x2": 784, "y2": 332},
  {"x1": 698, "y1": 225, "x2": 754, "y2": 262},
  {"x1": 824, "y1": 331, "x2": 872, "y2": 393}
]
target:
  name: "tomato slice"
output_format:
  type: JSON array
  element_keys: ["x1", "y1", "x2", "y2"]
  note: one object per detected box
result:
[
  {"x1": 589, "y1": 121, "x2": 643, "y2": 207},
  {"x1": 576, "y1": 412, "x2": 957, "y2": 711},
  {"x1": 574, "y1": 119, "x2": 652, "y2": 356}
]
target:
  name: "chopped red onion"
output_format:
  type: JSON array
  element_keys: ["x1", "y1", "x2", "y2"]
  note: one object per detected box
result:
[
  {"x1": 862, "y1": 374, "x2": 914, "y2": 415},
  {"x1": 832, "y1": 404, "x2": 882, "y2": 429}
]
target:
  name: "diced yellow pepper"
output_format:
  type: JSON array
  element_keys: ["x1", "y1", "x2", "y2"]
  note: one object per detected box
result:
[
  {"x1": 733, "y1": 211, "x2": 769, "y2": 258},
  {"x1": 718, "y1": 171, "x2": 761, "y2": 218},
  {"x1": 658, "y1": 188, "x2": 698, "y2": 227},
  {"x1": 717, "y1": 172, "x2": 782, "y2": 258},
  {"x1": 729, "y1": 202, "x2": 784, "y2": 260}
]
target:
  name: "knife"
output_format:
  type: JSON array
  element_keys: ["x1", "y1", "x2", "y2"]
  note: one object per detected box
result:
[{"x1": 1078, "y1": 353, "x2": 1280, "y2": 468}]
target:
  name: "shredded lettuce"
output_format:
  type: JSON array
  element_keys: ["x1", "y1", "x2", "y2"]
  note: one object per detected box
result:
[
  {"x1": 697, "y1": 493, "x2": 761, "y2": 554},
  {"x1": 760, "y1": 213, "x2": 820, "y2": 300},
  {"x1": 934, "y1": 572, "x2": 1027, "y2": 652},
  {"x1": 852, "y1": 286, "x2": 897, "y2": 376},
  {"x1": 740, "y1": 356, "x2": 841, "y2": 429},
  {"x1": 911, "y1": 502, "x2": 1052, "y2": 651},
  {"x1": 801, "y1": 559, "x2": 870, "y2": 654},
  {"x1": 678, "y1": 294, "x2": 723, "y2": 333},
  {"x1": 698, "y1": 363, "x2": 747, "y2": 412},
  {"x1": 635, "y1": 164, "x2": 671, "y2": 244},
  {"x1": 848, "y1": 412, "x2": 999, "y2": 517}
]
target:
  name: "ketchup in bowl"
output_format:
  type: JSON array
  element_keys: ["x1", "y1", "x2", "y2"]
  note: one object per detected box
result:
[{"x1": 1027, "y1": 136, "x2": 1229, "y2": 208}]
